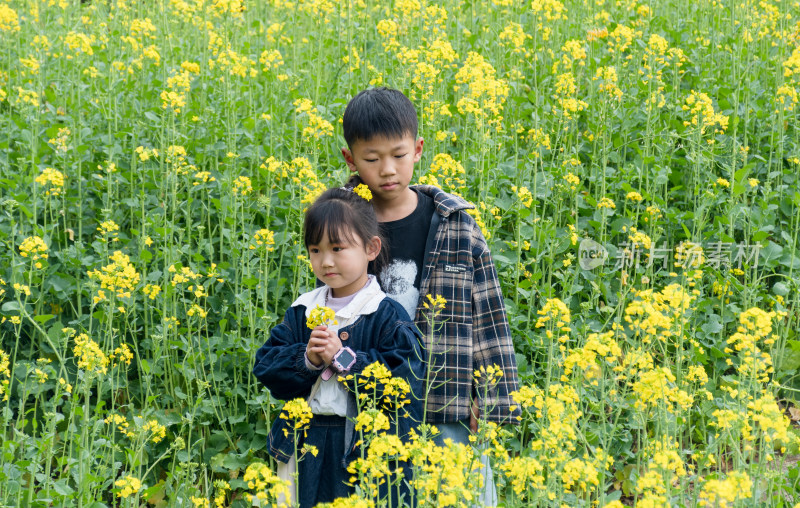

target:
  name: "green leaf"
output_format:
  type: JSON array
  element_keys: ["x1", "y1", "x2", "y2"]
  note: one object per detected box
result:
[
  {"x1": 52, "y1": 479, "x2": 74, "y2": 496},
  {"x1": 759, "y1": 241, "x2": 782, "y2": 265},
  {"x1": 773, "y1": 282, "x2": 790, "y2": 296},
  {"x1": 1, "y1": 301, "x2": 20, "y2": 312}
]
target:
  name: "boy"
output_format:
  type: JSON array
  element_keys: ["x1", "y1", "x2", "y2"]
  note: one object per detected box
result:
[{"x1": 341, "y1": 88, "x2": 521, "y2": 446}]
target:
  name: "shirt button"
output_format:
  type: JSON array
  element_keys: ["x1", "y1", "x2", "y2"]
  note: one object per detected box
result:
[{"x1": 340, "y1": 331, "x2": 349, "y2": 341}]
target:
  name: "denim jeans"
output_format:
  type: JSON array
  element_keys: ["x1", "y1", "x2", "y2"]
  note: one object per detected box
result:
[{"x1": 433, "y1": 419, "x2": 498, "y2": 507}]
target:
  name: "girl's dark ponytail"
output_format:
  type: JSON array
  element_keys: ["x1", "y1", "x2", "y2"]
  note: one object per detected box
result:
[{"x1": 342, "y1": 173, "x2": 364, "y2": 191}]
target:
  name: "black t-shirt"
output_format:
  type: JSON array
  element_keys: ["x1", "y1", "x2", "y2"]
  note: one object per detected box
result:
[{"x1": 378, "y1": 189, "x2": 435, "y2": 319}]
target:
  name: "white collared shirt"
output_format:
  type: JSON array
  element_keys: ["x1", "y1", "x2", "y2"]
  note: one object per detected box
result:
[{"x1": 292, "y1": 275, "x2": 385, "y2": 415}]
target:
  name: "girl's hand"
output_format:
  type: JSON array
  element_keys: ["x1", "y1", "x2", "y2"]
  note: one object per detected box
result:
[
  {"x1": 306, "y1": 326, "x2": 343, "y2": 366},
  {"x1": 317, "y1": 328, "x2": 343, "y2": 365},
  {"x1": 306, "y1": 326, "x2": 330, "y2": 367}
]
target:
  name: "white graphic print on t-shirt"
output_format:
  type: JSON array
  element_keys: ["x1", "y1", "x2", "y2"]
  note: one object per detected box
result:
[{"x1": 379, "y1": 259, "x2": 419, "y2": 319}]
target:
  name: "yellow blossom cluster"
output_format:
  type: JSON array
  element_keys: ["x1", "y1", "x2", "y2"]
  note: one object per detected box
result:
[
  {"x1": 232, "y1": 176, "x2": 253, "y2": 196},
  {"x1": 354, "y1": 408, "x2": 391, "y2": 434},
  {"x1": 142, "y1": 419, "x2": 167, "y2": 443},
  {"x1": 531, "y1": 0, "x2": 566, "y2": 41},
  {"x1": 293, "y1": 98, "x2": 334, "y2": 140},
  {"x1": 593, "y1": 66, "x2": 623, "y2": 101},
  {"x1": 73, "y1": 333, "x2": 109, "y2": 375},
  {"x1": 635, "y1": 437, "x2": 687, "y2": 501},
  {"x1": 596, "y1": 197, "x2": 615, "y2": 209},
  {"x1": 674, "y1": 241, "x2": 705, "y2": 285},
  {"x1": 726, "y1": 307, "x2": 783, "y2": 384},
  {"x1": 19, "y1": 55, "x2": 40, "y2": 76},
  {"x1": 626, "y1": 190, "x2": 643, "y2": 202},
  {"x1": 87, "y1": 251, "x2": 141, "y2": 299},
  {"x1": 193, "y1": 170, "x2": 215, "y2": 185},
  {"x1": 631, "y1": 366, "x2": 693, "y2": 413},
  {"x1": 0, "y1": 3, "x2": 20, "y2": 32},
  {"x1": 121, "y1": 18, "x2": 161, "y2": 69},
  {"x1": 682, "y1": 90, "x2": 729, "y2": 134},
  {"x1": 511, "y1": 382, "x2": 600, "y2": 495},
  {"x1": 352, "y1": 184, "x2": 372, "y2": 202},
  {"x1": 287, "y1": 157, "x2": 326, "y2": 204},
  {"x1": 47, "y1": 127, "x2": 71, "y2": 153},
  {"x1": 0, "y1": 349, "x2": 10, "y2": 401},
  {"x1": 13, "y1": 282, "x2": 31, "y2": 297},
  {"x1": 115, "y1": 475, "x2": 142, "y2": 498},
  {"x1": 498, "y1": 22, "x2": 531, "y2": 56},
  {"x1": 97, "y1": 220, "x2": 120, "y2": 239},
  {"x1": 698, "y1": 471, "x2": 752, "y2": 507},
  {"x1": 19, "y1": 236, "x2": 49, "y2": 268},
  {"x1": 168, "y1": 264, "x2": 201, "y2": 286},
  {"x1": 497, "y1": 455, "x2": 544, "y2": 497},
  {"x1": 142, "y1": 284, "x2": 161, "y2": 300},
  {"x1": 624, "y1": 284, "x2": 694, "y2": 343},
  {"x1": 455, "y1": 52, "x2": 509, "y2": 131},
  {"x1": 563, "y1": 172, "x2": 580, "y2": 191},
  {"x1": 626, "y1": 226, "x2": 652, "y2": 251},
  {"x1": 418, "y1": 153, "x2": 465, "y2": 193},
  {"x1": 243, "y1": 462, "x2": 290, "y2": 506},
  {"x1": 465, "y1": 207, "x2": 491, "y2": 240},
  {"x1": 562, "y1": 331, "x2": 621, "y2": 384},
  {"x1": 259, "y1": 49, "x2": 286, "y2": 79},
  {"x1": 555, "y1": 71, "x2": 588, "y2": 119},
  {"x1": 561, "y1": 452, "x2": 611, "y2": 492},
  {"x1": 406, "y1": 433, "x2": 485, "y2": 506},
  {"x1": 306, "y1": 305, "x2": 337, "y2": 329},
  {"x1": 511, "y1": 185, "x2": 533, "y2": 208},
  {"x1": 209, "y1": 47, "x2": 256, "y2": 78},
  {"x1": 35, "y1": 167, "x2": 66, "y2": 196},
  {"x1": 187, "y1": 303, "x2": 208, "y2": 318},
  {"x1": 64, "y1": 31, "x2": 95, "y2": 57},
  {"x1": 347, "y1": 432, "x2": 408, "y2": 495},
  {"x1": 608, "y1": 24, "x2": 641, "y2": 55},
  {"x1": 423, "y1": 294, "x2": 447, "y2": 312},
  {"x1": 165, "y1": 145, "x2": 197, "y2": 176},
  {"x1": 161, "y1": 69, "x2": 192, "y2": 113},
  {"x1": 105, "y1": 413, "x2": 136, "y2": 438},
  {"x1": 279, "y1": 398, "x2": 314, "y2": 435},
  {"x1": 110, "y1": 343, "x2": 134, "y2": 367},
  {"x1": 250, "y1": 229, "x2": 276, "y2": 251},
  {"x1": 534, "y1": 298, "x2": 571, "y2": 341}
]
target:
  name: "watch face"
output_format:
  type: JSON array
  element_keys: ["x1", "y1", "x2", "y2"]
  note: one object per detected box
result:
[{"x1": 336, "y1": 348, "x2": 356, "y2": 367}]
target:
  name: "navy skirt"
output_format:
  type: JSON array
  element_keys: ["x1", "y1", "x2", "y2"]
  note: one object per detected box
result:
[{"x1": 298, "y1": 415, "x2": 354, "y2": 508}]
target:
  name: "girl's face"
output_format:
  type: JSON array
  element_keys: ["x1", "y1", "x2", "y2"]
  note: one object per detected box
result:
[{"x1": 308, "y1": 230, "x2": 381, "y2": 298}]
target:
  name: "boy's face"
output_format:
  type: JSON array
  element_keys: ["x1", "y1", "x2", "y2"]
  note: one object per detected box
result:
[{"x1": 342, "y1": 134, "x2": 423, "y2": 206}]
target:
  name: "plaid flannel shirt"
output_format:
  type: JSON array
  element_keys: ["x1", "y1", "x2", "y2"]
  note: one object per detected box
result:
[{"x1": 411, "y1": 185, "x2": 521, "y2": 424}]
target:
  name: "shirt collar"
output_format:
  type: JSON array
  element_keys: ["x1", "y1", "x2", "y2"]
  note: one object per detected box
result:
[{"x1": 292, "y1": 275, "x2": 385, "y2": 320}]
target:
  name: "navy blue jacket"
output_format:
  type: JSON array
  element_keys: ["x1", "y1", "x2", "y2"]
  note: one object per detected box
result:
[{"x1": 253, "y1": 297, "x2": 425, "y2": 464}]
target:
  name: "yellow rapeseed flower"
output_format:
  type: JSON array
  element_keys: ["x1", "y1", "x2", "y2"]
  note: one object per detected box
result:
[
  {"x1": 279, "y1": 398, "x2": 313, "y2": 434},
  {"x1": 353, "y1": 184, "x2": 372, "y2": 201},
  {"x1": 115, "y1": 475, "x2": 142, "y2": 498},
  {"x1": 306, "y1": 305, "x2": 337, "y2": 329}
]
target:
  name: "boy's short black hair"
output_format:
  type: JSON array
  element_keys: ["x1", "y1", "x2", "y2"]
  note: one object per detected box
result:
[{"x1": 342, "y1": 88, "x2": 418, "y2": 147}]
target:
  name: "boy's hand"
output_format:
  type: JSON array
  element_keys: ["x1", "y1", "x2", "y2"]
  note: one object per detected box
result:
[
  {"x1": 306, "y1": 326, "x2": 343, "y2": 366},
  {"x1": 469, "y1": 398, "x2": 480, "y2": 433}
]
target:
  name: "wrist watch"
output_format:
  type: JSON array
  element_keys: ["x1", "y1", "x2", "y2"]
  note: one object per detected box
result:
[{"x1": 321, "y1": 346, "x2": 357, "y2": 381}]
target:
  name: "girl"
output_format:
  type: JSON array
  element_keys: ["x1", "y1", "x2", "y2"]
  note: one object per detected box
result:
[{"x1": 252, "y1": 185, "x2": 424, "y2": 508}]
